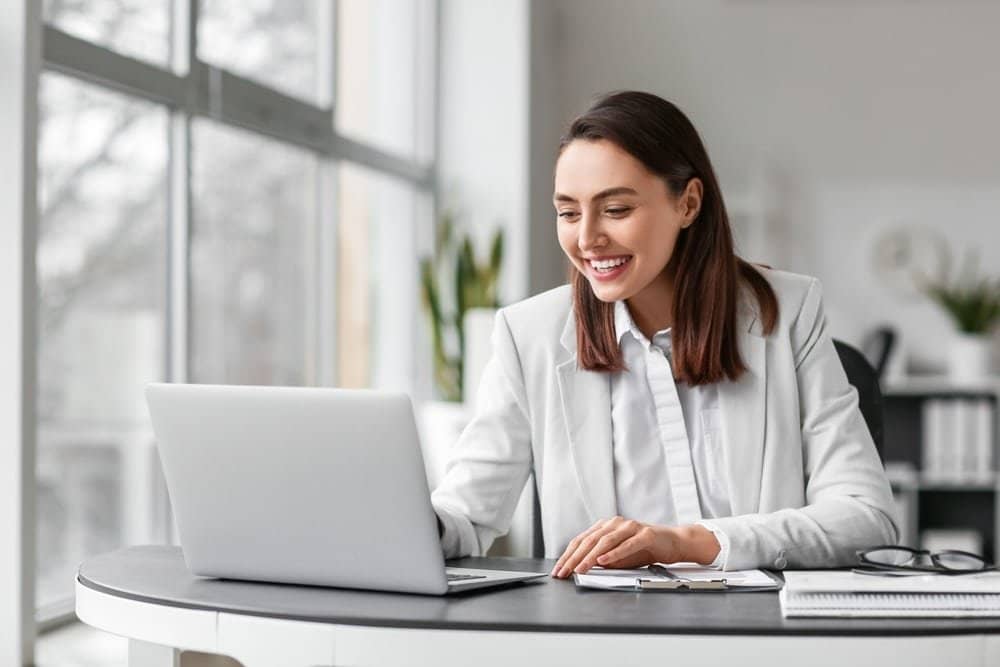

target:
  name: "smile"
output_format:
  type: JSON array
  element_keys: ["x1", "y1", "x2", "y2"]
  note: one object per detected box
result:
[{"x1": 585, "y1": 255, "x2": 633, "y2": 280}]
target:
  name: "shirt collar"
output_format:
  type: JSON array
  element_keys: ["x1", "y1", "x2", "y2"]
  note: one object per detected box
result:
[{"x1": 614, "y1": 300, "x2": 672, "y2": 348}]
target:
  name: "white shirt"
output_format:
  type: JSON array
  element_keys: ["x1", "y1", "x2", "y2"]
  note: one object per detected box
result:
[{"x1": 611, "y1": 300, "x2": 731, "y2": 567}]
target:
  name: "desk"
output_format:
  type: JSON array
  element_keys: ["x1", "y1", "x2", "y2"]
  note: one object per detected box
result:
[{"x1": 77, "y1": 546, "x2": 1000, "y2": 667}]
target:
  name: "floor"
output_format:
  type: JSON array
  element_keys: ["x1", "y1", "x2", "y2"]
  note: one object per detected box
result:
[
  {"x1": 36, "y1": 622, "x2": 240, "y2": 667},
  {"x1": 35, "y1": 623, "x2": 127, "y2": 667}
]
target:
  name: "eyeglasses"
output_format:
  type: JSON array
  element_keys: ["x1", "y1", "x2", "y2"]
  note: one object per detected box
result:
[{"x1": 856, "y1": 545, "x2": 995, "y2": 575}]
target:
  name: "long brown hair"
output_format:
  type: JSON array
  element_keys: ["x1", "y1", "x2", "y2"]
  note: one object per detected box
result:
[{"x1": 560, "y1": 91, "x2": 777, "y2": 385}]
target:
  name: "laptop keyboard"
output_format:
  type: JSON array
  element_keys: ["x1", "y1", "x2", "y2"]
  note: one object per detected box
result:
[{"x1": 446, "y1": 572, "x2": 487, "y2": 582}]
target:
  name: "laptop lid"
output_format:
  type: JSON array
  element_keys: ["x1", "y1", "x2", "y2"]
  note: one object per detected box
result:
[{"x1": 146, "y1": 383, "x2": 451, "y2": 595}]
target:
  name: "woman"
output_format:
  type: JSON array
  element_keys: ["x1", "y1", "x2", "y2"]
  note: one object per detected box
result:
[{"x1": 431, "y1": 91, "x2": 897, "y2": 576}]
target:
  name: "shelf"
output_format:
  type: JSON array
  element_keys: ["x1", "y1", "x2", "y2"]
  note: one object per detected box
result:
[
  {"x1": 917, "y1": 479, "x2": 998, "y2": 492},
  {"x1": 884, "y1": 375, "x2": 1000, "y2": 397},
  {"x1": 885, "y1": 464, "x2": 997, "y2": 491}
]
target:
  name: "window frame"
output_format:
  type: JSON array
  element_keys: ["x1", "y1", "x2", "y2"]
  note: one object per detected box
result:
[{"x1": 31, "y1": 0, "x2": 438, "y2": 629}]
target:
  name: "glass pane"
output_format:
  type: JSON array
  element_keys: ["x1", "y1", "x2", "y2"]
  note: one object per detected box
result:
[
  {"x1": 36, "y1": 72, "x2": 168, "y2": 609},
  {"x1": 191, "y1": 119, "x2": 316, "y2": 385},
  {"x1": 336, "y1": 0, "x2": 432, "y2": 159},
  {"x1": 198, "y1": 0, "x2": 322, "y2": 103},
  {"x1": 44, "y1": 0, "x2": 170, "y2": 66},
  {"x1": 337, "y1": 163, "x2": 424, "y2": 391}
]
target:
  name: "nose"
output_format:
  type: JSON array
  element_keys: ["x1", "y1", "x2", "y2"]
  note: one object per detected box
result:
[{"x1": 577, "y1": 212, "x2": 607, "y2": 253}]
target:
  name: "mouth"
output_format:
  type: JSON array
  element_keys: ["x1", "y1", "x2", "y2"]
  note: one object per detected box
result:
[{"x1": 584, "y1": 255, "x2": 633, "y2": 281}]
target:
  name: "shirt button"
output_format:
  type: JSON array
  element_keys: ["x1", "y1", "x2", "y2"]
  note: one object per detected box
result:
[{"x1": 773, "y1": 551, "x2": 788, "y2": 569}]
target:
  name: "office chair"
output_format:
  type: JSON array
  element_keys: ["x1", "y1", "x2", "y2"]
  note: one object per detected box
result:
[
  {"x1": 860, "y1": 326, "x2": 897, "y2": 380},
  {"x1": 525, "y1": 338, "x2": 886, "y2": 558},
  {"x1": 834, "y1": 338, "x2": 885, "y2": 462}
]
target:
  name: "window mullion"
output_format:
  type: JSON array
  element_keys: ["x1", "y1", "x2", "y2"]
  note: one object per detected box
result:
[
  {"x1": 1, "y1": 2, "x2": 40, "y2": 663},
  {"x1": 318, "y1": 160, "x2": 339, "y2": 387}
]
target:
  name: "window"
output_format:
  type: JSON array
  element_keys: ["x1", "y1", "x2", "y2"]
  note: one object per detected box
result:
[
  {"x1": 190, "y1": 119, "x2": 316, "y2": 385},
  {"x1": 36, "y1": 72, "x2": 169, "y2": 612},
  {"x1": 44, "y1": 0, "x2": 171, "y2": 66},
  {"x1": 198, "y1": 0, "x2": 323, "y2": 103},
  {"x1": 336, "y1": 0, "x2": 436, "y2": 161},
  {"x1": 337, "y1": 162, "x2": 427, "y2": 391},
  {"x1": 35, "y1": 0, "x2": 436, "y2": 623}
]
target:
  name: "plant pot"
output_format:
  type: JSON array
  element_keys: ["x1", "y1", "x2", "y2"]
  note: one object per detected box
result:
[
  {"x1": 462, "y1": 307, "x2": 498, "y2": 407},
  {"x1": 948, "y1": 333, "x2": 993, "y2": 382}
]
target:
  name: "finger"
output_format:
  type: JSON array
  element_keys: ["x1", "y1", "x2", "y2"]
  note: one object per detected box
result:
[
  {"x1": 551, "y1": 519, "x2": 605, "y2": 575},
  {"x1": 596, "y1": 532, "x2": 650, "y2": 567},
  {"x1": 557, "y1": 528, "x2": 611, "y2": 578},
  {"x1": 574, "y1": 525, "x2": 637, "y2": 574},
  {"x1": 557, "y1": 518, "x2": 623, "y2": 578}
]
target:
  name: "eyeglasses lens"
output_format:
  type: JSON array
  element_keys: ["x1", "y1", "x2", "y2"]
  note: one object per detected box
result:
[
  {"x1": 935, "y1": 552, "x2": 986, "y2": 571},
  {"x1": 864, "y1": 548, "x2": 914, "y2": 566}
]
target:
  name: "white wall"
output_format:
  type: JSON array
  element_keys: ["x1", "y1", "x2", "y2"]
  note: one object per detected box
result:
[
  {"x1": 438, "y1": 0, "x2": 530, "y2": 304},
  {"x1": 530, "y1": 0, "x2": 1000, "y2": 371}
]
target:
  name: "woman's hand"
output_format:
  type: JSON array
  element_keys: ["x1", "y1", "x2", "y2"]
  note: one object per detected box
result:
[{"x1": 550, "y1": 516, "x2": 721, "y2": 578}]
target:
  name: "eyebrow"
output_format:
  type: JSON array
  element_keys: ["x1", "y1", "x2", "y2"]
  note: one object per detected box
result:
[{"x1": 553, "y1": 186, "x2": 639, "y2": 203}]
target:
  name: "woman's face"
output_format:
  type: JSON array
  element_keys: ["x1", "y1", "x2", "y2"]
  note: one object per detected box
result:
[{"x1": 554, "y1": 138, "x2": 701, "y2": 304}]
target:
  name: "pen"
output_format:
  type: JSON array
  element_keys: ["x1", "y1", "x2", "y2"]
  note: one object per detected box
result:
[{"x1": 642, "y1": 564, "x2": 728, "y2": 590}]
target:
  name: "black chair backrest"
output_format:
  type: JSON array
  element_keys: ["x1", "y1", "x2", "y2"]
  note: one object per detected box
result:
[{"x1": 833, "y1": 339, "x2": 884, "y2": 460}]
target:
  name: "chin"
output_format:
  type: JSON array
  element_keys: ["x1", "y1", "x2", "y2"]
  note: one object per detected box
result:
[{"x1": 587, "y1": 281, "x2": 628, "y2": 303}]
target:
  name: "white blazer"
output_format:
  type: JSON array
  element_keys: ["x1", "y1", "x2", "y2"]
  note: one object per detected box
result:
[{"x1": 431, "y1": 268, "x2": 899, "y2": 570}]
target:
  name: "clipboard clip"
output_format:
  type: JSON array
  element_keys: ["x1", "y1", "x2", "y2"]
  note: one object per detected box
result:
[{"x1": 637, "y1": 578, "x2": 728, "y2": 590}]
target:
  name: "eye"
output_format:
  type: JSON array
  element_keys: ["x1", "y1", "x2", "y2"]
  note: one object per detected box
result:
[
  {"x1": 605, "y1": 207, "x2": 631, "y2": 217},
  {"x1": 557, "y1": 210, "x2": 579, "y2": 220}
]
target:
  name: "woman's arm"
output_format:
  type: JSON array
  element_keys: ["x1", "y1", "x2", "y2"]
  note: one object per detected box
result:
[
  {"x1": 431, "y1": 309, "x2": 534, "y2": 558},
  {"x1": 697, "y1": 278, "x2": 899, "y2": 570}
]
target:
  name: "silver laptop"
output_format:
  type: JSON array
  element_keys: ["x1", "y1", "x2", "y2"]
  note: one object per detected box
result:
[{"x1": 146, "y1": 383, "x2": 548, "y2": 595}]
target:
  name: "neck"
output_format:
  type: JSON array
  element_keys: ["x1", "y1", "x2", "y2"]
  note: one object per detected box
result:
[{"x1": 626, "y1": 269, "x2": 674, "y2": 340}]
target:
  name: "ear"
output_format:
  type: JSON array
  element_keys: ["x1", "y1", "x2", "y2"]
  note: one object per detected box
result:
[{"x1": 679, "y1": 178, "x2": 703, "y2": 228}]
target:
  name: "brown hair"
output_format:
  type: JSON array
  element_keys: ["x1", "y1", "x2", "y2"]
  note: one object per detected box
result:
[{"x1": 559, "y1": 91, "x2": 778, "y2": 385}]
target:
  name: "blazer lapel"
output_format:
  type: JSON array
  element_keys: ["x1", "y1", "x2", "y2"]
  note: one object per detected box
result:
[
  {"x1": 556, "y1": 312, "x2": 617, "y2": 523},
  {"x1": 718, "y1": 305, "x2": 767, "y2": 515}
]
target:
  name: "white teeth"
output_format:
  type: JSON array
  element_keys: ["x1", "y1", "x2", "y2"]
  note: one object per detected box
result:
[{"x1": 590, "y1": 256, "x2": 630, "y2": 271}]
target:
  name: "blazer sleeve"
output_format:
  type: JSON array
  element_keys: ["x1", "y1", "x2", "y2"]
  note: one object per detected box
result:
[
  {"x1": 430, "y1": 308, "x2": 533, "y2": 558},
  {"x1": 700, "y1": 278, "x2": 900, "y2": 570}
]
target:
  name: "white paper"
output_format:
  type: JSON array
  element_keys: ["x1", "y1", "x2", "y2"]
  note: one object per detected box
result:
[{"x1": 783, "y1": 570, "x2": 1000, "y2": 594}]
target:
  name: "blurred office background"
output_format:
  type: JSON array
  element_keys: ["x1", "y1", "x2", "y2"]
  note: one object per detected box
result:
[{"x1": 3, "y1": 1, "x2": 1000, "y2": 665}]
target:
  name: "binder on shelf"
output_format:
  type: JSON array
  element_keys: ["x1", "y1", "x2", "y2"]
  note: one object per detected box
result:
[
  {"x1": 921, "y1": 399, "x2": 945, "y2": 481},
  {"x1": 922, "y1": 398, "x2": 997, "y2": 484},
  {"x1": 975, "y1": 399, "x2": 995, "y2": 477}
]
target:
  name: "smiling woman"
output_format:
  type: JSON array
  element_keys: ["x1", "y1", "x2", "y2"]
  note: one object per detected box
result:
[
  {"x1": 431, "y1": 90, "x2": 898, "y2": 577},
  {"x1": 553, "y1": 93, "x2": 778, "y2": 383}
]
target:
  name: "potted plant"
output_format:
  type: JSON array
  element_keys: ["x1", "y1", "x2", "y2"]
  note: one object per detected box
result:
[
  {"x1": 419, "y1": 210, "x2": 504, "y2": 403},
  {"x1": 920, "y1": 252, "x2": 1000, "y2": 381},
  {"x1": 416, "y1": 211, "x2": 504, "y2": 487}
]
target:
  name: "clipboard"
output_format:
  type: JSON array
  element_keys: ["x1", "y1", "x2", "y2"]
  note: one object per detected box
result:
[{"x1": 573, "y1": 564, "x2": 783, "y2": 593}]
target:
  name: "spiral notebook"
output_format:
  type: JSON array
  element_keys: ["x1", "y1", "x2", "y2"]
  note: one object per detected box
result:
[{"x1": 781, "y1": 570, "x2": 1000, "y2": 617}]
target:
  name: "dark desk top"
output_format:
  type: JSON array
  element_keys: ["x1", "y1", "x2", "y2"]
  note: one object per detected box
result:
[{"x1": 78, "y1": 546, "x2": 1000, "y2": 637}]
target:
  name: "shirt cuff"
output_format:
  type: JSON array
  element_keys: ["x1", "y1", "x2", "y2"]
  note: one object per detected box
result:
[{"x1": 695, "y1": 520, "x2": 731, "y2": 570}]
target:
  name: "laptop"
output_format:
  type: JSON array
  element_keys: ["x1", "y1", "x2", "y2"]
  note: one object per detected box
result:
[{"x1": 146, "y1": 383, "x2": 548, "y2": 595}]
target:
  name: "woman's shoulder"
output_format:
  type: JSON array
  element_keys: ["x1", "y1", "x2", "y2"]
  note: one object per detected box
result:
[
  {"x1": 753, "y1": 265, "x2": 818, "y2": 298},
  {"x1": 747, "y1": 265, "x2": 825, "y2": 335},
  {"x1": 497, "y1": 284, "x2": 573, "y2": 350}
]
